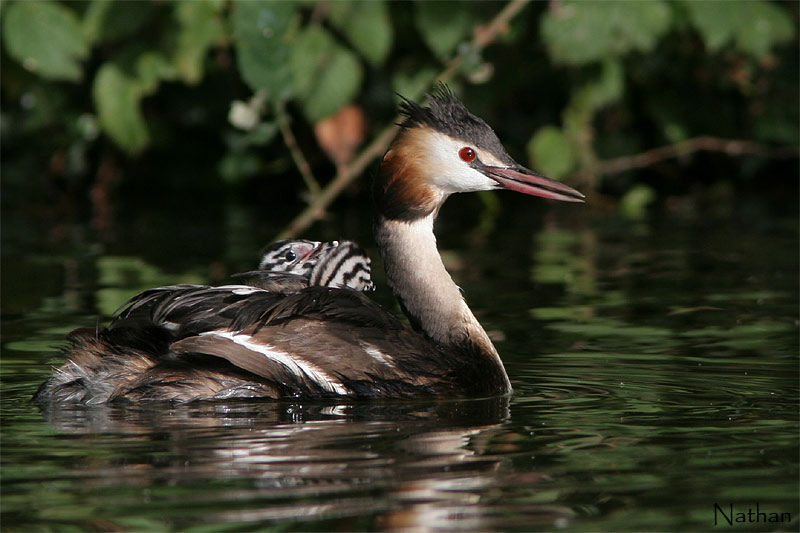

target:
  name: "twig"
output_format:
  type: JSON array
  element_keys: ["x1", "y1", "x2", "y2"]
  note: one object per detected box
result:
[
  {"x1": 277, "y1": 100, "x2": 321, "y2": 199},
  {"x1": 577, "y1": 136, "x2": 799, "y2": 179},
  {"x1": 437, "y1": 0, "x2": 532, "y2": 84},
  {"x1": 276, "y1": 0, "x2": 533, "y2": 239},
  {"x1": 474, "y1": 0, "x2": 531, "y2": 49},
  {"x1": 276, "y1": 124, "x2": 400, "y2": 239}
]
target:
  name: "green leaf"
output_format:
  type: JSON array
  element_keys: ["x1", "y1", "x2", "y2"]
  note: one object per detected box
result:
[
  {"x1": 218, "y1": 152, "x2": 262, "y2": 184},
  {"x1": 91, "y1": 51, "x2": 173, "y2": 154},
  {"x1": 682, "y1": 0, "x2": 795, "y2": 60},
  {"x1": 246, "y1": 121, "x2": 279, "y2": 145},
  {"x1": 136, "y1": 52, "x2": 177, "y2": 94},
  {"x1": 83, "y1": 0, "x2": 155, "y2": 44},
  {"x1": 574, "y1": 58, "x2": 625, "y2": 113},
  {"x1": 174, "y1": 0, "x2": 225, "y2": 84},
  {"x1": 231, "y1": 0, "x2": 297, "y2": 99},
  {"x1": 291, "y1": 26, "x2": 363, "y2": 122},
  {"x1": 620, "y1": 184, "x2": 656, "y2": 219},
  {"x1": 92, "y1": 63, "x2": 149, "y2": 154},
  {"x1": 90, "y1": 51, "x2": 174, "y2": 154},
  {"x1": 392, "y1": 67, "x2": 438, "y2": 102},
  {"x1": 560, "y1": 58, "x2": 624, "y2": 167},
  {"x1": 527, "y1": 126, "x2": 576, "y2": 178},
  {"x1": 2, "y1": 0, "x2": 88, "y2": 81},
  {"x1": 415, "y1": 1, "x2": 474, "y2": 61},
  {"x1": 328, "y1": 0, "x2": 392, "y2": 66},
  {"x1": 541, "y1": 0, "x2": 672, "y2": 65}
]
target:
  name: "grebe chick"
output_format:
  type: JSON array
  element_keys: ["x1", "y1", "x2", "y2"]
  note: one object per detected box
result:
[
  {"x1": 239, "y1": 239, "x2": 374, "y2": 292},
  {"x1": 36, "y1": 86, "x2": 583, "y2": 404}
]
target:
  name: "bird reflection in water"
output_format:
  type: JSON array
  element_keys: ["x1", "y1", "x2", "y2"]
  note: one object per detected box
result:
[{"x1": 39, "y1": 398, "x2": 574, "y2": 530}]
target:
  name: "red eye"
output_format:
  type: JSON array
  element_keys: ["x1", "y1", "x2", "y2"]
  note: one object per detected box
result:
[{"x1": 459, "y1": 147, "x2": 476, "y2": 162}]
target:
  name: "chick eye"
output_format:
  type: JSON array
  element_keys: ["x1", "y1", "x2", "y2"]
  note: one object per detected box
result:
[
  {"x1": 283, "y1": 250, "x2": 297, "y2": 261},
  {"x1": 459, "y1": 147, "x2": 476, "y2": 162}
]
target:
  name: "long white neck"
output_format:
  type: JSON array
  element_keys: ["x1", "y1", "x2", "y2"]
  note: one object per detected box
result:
[{"x1": 375, "y1": 213, "x2": 509, "y2": 383}]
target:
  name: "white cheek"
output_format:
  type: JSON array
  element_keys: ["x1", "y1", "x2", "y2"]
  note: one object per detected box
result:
[
  {"x1": 441, "y1": 166, "x2": 497, "y2": 193},
  {"x1": 427, "y1": 134, "x2": 498, "y2": 193}
]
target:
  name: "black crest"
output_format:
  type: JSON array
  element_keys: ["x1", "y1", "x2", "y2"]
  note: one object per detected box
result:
[{"x1": 398, "y1": 84, "x2": 512, "y2": 163}]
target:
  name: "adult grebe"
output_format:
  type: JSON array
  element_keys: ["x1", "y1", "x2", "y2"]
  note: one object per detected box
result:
[
  {"x1": 35, "y1": 239, "x2": 374, "y2": 403},
  {"x1": 35, "y1": 86, "x2": 583, "y2": 404}
]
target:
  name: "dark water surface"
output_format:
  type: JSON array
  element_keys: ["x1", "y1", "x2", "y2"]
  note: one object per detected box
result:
[{"x1": 2, "y1": 192, "x2": 797, "y2": 531}]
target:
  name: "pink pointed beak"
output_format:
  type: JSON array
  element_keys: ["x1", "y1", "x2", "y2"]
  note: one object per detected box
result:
[
  {"x1": 483, "y1": 165, "x2": 585, "y2": 203},
  {"x1": 303, "y1": 242, "x2": 327, "y2": 261}
]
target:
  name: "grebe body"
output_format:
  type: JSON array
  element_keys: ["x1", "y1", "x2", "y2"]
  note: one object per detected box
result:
[
  {"x1": 36, "y1": 87, "x2": 583, "y2": 404},
  {"x1": 35, "y1": 239, "x2": 374, "y2": 403}
]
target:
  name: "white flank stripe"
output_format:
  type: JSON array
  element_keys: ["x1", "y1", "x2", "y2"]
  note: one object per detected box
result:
[
  {"x1": 162, "y1": 320, "x2": 181, "y2": 332},
  {"x1": 200, "y1": 331, "x2": 348, "y2": 395},
  {"x1": 360, "y1": 342, "x2": 396, "y2": 369},
  {"x1": 217, "y1": 285, "x2": 266, "y2": 295}
]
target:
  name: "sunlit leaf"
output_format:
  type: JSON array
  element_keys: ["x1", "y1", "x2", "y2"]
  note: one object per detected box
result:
[
  {"x1": 620, "y1": 184, "x2": 656, "y2": 220},
  {"x1": 291, "y1": 26, "x2": 363, "y2": 122},
  {"x1": 2, "y1": 0, "x2": 88, "y2": 81},
  {"x1": 527, "y1": 126, "x2": 576, "y2": 178},
  {"x1": 231, "y1": 0, "x2": 296, "y2": 99},
  {"x1": 682, "y1": 0, "x2": 795, "y2": 59},
  {"x1": 174, "y1": 0, "x2": 225, "y2": 84},
  {"x1": 578, "y1": 58, "x2": 625, "y2": 112},
  {"x1": 136, "y1": 52, "x2": 177, "y2": 94},
  {"x1": 560, "y1": 58, "x2": 624, "y2": 167},
  {"x1": 90, "y1": 50, "x2": 174, "y2": 153},
  {"x1": 541, "y1": 0, "x2": 671, "y2": 65},
  {"x1": 328, "y1": 0, "x2": 392, "y2": 66},
  {"x1": 415, "y1": 1, "x2": 474, "y2": 61},
  {"x1": 92, "y1": 64, "x2": 149, "y2": 154}
]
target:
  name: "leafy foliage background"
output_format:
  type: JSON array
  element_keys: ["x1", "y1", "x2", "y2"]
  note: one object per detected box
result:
[{"x1": 2, "y1": 0, "x2": 797, "y2": 226}]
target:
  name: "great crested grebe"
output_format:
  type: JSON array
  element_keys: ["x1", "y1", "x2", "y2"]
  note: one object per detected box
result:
[
  {"x1": 35, "y1": 239, "x2": 374, "y2": 404},
  {"x1": 35, "y1": 86, "x2": 583, "y2": 404}
]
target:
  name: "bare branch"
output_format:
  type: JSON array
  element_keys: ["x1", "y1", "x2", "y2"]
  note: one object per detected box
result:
[
  {"x1": 474, "y1": 0, "x2": 531, "y2": 49},
  {"x1": 277, "y1": 100, "x2": 321, "y2": 199},
  {"x1": 275, "y1": 124, "x2": 400, "y2": 240},
  {"x1": 438, "y1": 0, "x2": 532, "y2": 84},
  {"x1": 578, "y1": 136, "x2": 799, "y2": 180}
]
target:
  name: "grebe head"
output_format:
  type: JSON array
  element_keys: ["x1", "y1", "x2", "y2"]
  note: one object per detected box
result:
[
  {"x1": 258, "y1": 239, "x2": 322, "y2": 273},
  {"x1": 374, "y1": 85, "x2": 584, "y2": 221}
]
